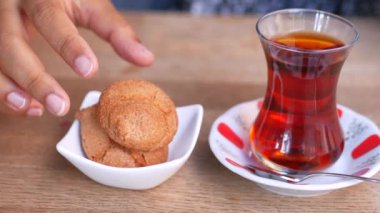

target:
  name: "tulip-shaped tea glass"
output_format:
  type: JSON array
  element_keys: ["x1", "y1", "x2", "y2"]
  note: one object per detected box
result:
[{"x1": 250, "y1": 9, "x2": 359, "y2": 172}]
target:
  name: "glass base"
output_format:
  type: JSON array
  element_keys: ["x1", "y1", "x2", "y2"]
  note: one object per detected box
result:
[{"x1": 250, "y1": 149, "x2": 306, "y2": 173}]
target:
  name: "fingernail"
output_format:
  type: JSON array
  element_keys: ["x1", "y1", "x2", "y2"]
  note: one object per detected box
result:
[
  {"x1": 46, "y1": 94, "x2": 66, "y2": 116},
  {"x1": 74, "y1": 55, "x2": 93, "y2": 77},
  {"x1": 135, "y1": 43, "x2": 153, "y2": 58},
  {"x1": 6, "y1": 92, "x2": 26, "y2": 110},
  {"x1": 26, "y1": 108, "x2": 43, "y2": 117}
]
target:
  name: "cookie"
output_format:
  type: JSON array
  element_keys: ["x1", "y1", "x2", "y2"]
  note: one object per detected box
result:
[
  {"x1": 97, "y1": 79, "x2": 178, "y2": 151},
  {"x1": 76, "y1": 105, "x2": 111, "y2": 162},
  {"x1": 76, "y1": 105, "x2": 168, "y2": 168},
  {"x1": 101, "y1": 143, "x2": 168, "y2": 168}
]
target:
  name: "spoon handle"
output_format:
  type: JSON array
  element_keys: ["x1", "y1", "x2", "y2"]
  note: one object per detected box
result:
[
  {"x1": 245, "y1": 163, "x2": 380, "y2": 183},
  {"x1": 302, "y1": 172, "x2": 380, "y2": 183}
]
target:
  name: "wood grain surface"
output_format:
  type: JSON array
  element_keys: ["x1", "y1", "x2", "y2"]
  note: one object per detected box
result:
[{"x1": 0, "y1": 13, "x2": 379, "y2": 212}]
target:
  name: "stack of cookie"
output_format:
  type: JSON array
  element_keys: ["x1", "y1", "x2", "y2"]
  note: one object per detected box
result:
[{"x1": 76, "y1": 79, "x2": 178, "y2": 168}]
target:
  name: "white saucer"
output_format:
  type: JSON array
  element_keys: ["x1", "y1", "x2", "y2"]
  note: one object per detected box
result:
[
  {"x1": 209, "y1": 98, "x2": 380, "y2": 197},
  {"x1": 57, "y1": 91, "x2": 203, "y2": 190}
]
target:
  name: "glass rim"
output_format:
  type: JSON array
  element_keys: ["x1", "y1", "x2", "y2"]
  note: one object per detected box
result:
[{"x1": 255, "y1": 8, "x2": 360, "y2": 54}]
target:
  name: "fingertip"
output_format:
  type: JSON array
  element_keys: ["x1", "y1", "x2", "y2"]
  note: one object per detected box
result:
[
  {"x1": 5, "y1": 91, "x2": 30, "y2": 111},
  {"x1": 61, "y1": 93, "x2": 71, "y2": 116},
  {"x1": 26, "y1": 107, "x2": 43, "y2": 117},
  {"x1": 133, "y1": 42, "x2": 155, "y2": 67},
  {"x1": 117, "y1": 41, "x2": 155, "y2": 67},
  {"x1": 26, "y1": 98, "x2": 44, "y2": 117},
  {"x1": 45, "y1": 93, "x2": 70, "y2": 117},
  {"x1": 74, "y1": 55, "x2": 98, "y2": 78}
]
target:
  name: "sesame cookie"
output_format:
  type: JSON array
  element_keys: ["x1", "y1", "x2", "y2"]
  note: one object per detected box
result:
[
  {"x1": 76, "y1": 105, "x2": 168, "y2": 168},
  {"x1": 97, "y1": 79, "x2": 178, "y2": 151}
]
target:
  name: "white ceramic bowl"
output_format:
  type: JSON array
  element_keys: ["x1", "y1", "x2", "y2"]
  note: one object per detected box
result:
[
  {"x1": 57, "y1": 91, "x2": 203, "y2": 190},
  {"x1": 209, "y1": 98, "x2": 380, "y2": 197}
]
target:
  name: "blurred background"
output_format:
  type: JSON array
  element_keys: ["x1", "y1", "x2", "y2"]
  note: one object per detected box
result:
[{"x1": 111, "y1": 0, "x2": 380, "y2": 16}]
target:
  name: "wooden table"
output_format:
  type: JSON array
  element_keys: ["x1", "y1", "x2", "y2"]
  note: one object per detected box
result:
[{"x1": 1, "y1": 12, "x2": 379, "y2": 212}]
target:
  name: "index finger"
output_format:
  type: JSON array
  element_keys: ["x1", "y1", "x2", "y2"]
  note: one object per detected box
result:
[
  {"x1": 74, "y1": 0, "x2": 154, "y2": 67},
  {"x1": 21, "y1": 0, "x2": 98, "y2": 78}
]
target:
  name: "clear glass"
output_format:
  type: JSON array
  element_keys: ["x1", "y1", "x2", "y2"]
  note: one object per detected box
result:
[{"x1": 250, "y1": 9, "x2": 359, "y2": 172}]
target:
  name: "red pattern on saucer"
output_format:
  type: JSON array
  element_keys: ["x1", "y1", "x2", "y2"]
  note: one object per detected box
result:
[
  {"x1": 257, "y1": 99, "x2": 263, "y2": 109},
  {"x1": 351, "y1": 168, "x2": 370, "y2": 176},
  {"x1": 217, "y1": 122, "x2": 244, "y2": 149},
  {"x1": 337, "y1": 108, "x2": 343, "y2": 118},
  {"x1": 226, "y1": 157, "x2": 245, "y2": 169},
  {"x1": 352, "y1": 135, "x2": 380, "y2": 159}
]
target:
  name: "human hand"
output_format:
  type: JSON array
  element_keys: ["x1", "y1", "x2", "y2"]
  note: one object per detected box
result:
[{"x1": 0, "y1": 0, "x2": 154, "y2": 117}]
